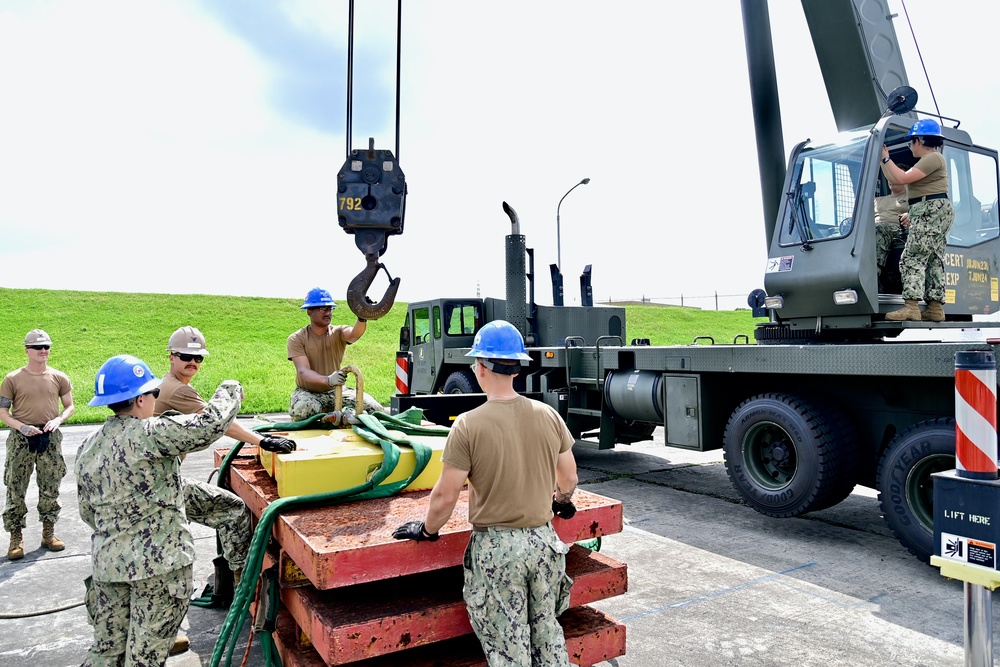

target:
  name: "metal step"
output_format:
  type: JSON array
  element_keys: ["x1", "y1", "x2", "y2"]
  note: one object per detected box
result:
[{"x1": 568, "y1": 407, "x2": 603, "y2": 417}]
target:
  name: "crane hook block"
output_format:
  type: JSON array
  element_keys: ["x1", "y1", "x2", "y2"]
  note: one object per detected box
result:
[
  {"x1": 347, "y1": 254, "x2": 400, "y2": 321},
  {"x1": 337, "y1": 137, "x2": 407, "y2": 258}
]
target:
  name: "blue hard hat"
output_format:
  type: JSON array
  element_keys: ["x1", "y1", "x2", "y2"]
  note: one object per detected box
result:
[
  {"x1": 907, "y1": 118, "x2": 943, "y2": 138},
  {"x1": 88, "y1": 355, "x2": 162, "y2": 406},
  {"x1": 465, "y1": 320, "x2": 531, "y2": 361},
  {"x1": 300, "y1": 288, "x2": 337, "y2": 310}
]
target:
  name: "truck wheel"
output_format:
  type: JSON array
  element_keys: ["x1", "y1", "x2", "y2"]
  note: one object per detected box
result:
[
  {"x1": 443, "y1": 370, "x2": 477, "y2": 394},
  {"x1": 723, "y1": 393, "x2": 858, "y2": 517},
  {"x1": 876, "y1": 418, "x2": 955, "y2": 562}
]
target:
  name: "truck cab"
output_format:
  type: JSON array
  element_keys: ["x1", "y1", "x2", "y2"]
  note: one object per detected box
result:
[{"x1": 757, "y1": 113, "x2": 1000, "y2": 342}]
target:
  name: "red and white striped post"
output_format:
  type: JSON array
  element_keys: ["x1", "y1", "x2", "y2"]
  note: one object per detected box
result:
[
  {"x1": 395, "y1": 351, "x2": 412, "y2": 396},
  {"x1": 955, "y1": 350, "x2": 998, "y2": 480},
  {"x1": 954, "y1": 349, "x2": 997, "y2": 667}
]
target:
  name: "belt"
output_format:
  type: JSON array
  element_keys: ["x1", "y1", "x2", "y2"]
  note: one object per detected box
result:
[
  {"x1": 472, "y1": 524, "x2": 548, "y2": 533},
  {"x1": 909, "y1": 193, "x2": 948, "y2": 205}
]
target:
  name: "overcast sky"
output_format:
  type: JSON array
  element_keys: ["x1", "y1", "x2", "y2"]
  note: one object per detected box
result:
[{"x1": 2, "y1": 0, "x2": 998, "y2": 312}]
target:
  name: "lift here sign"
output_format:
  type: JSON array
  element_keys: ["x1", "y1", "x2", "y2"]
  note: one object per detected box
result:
[{"x1": 940, "y1": 532, "x2": 997, "y2": 569}]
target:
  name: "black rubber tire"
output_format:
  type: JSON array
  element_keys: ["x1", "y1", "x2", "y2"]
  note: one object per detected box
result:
[
  {"x1": 876, "y1": 418, "x2": 956, "y2": 562},
  {"x1": 723, "y1": 393, "x2": 859, "y2": 517},
  {"x1": 443, "y1": 370, "x2": 477, "y2": 394}
]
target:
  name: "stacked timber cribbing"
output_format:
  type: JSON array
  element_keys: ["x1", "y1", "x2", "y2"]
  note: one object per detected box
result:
[{"x1": 217, "y1": 447, "x2": 629, "y2": 666}]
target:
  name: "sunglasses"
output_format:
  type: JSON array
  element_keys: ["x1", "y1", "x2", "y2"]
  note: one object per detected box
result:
[
  {"x1": 144, "y1": 388, "x2": 161, "y2": 399},
  {"x1": 27, "y1": 345, "x2": 51, "y2": 350},
  {"x1": 172, "y1": 352, "x2": 204, "y2": 363},
  {"x1": 309, "y1": 306, "x2": 333, "y2": 313}
]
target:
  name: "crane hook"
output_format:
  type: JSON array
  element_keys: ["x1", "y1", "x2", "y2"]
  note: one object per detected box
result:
[{"x1": 346, "y1": 254, "x2": 400, "y2": 321}]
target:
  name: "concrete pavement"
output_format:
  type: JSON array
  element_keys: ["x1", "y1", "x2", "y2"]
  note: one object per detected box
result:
[{"x1": 0, "y1": 417, "x2": 992, "y2": 666}]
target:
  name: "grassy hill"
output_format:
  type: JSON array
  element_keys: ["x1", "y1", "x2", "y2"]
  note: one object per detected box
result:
[{"x1": 0, "y1": 288, "x2": 758, "y2": 424}]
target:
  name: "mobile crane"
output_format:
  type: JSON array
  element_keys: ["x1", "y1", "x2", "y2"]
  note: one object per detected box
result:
[{"x1": 391, "y1": 0, "x2": 1000, "y2": 563}]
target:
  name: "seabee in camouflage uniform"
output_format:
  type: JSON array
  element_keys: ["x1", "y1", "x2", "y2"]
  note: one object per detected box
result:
[
  {"x1": 393, "y1": 321, "x2": 579, "y2": 666},
  {"x1": 77, "y1": 354, "x2": 241, "y2": 667},
  {"x1": 0, "y1": 329, "x2": 75, "y2": 560},
  {"x1": 880, "y1": 118, "x2": 954, "y2": 322},
  {"x1": 287, "y1": 287, "x2": 384, "y2": 422}
]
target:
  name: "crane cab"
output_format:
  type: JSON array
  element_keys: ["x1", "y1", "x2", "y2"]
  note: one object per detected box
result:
[{"x1": 757, "y1": 114, "x2": 1000, "y2": 342}]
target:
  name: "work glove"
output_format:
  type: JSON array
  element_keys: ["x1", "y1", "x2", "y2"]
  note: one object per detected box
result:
[
  {"x1": 392, "y1": 521, "x2": 439, "y2": 542},
  {"x1": 259, "y1": 435, "x2": 296, "y2": 454},
  {"x1": 552, "y1": 496, "x2": 577, "y2": 520},
  {"x1": 26, "y1": 432, "x2": 50, "y2": 454},
  {"x1": 327, "y1": 369, "x2": 347, "y2": 387}
]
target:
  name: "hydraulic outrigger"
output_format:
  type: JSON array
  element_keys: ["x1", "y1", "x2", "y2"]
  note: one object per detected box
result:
[{"x1": 338, "y1": 0, "x2": 406, "y2": 321}]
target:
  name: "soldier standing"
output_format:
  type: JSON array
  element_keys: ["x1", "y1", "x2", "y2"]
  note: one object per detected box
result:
[
  {"x1": 880, "y1": 118, "x2": 955, "y2": 322},
  {"x1": 393, "y1": 321, "x2": 579, "y2": 666},
  {"x1": 76, "y1": 354, "x2": 241, "y2": 666},
  {"x1": 0, "y1": 329, "x2": 75, "y2": 560}
]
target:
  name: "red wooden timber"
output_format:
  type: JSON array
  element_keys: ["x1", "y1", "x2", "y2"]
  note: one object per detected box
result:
[
  {"x1": 215, "y1": 448, "x2": 624, "y2": 590},
  {"x1": 273, "y1": 604, "x2": 626, "y2": 667},
  {"x1": 281, "y1": 544, "x2": 627, "y2": 665}
]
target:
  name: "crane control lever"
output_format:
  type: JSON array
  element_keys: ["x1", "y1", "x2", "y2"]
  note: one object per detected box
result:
[{"x1": 340, "y1": 0, "x2": 406, "y2": 320}]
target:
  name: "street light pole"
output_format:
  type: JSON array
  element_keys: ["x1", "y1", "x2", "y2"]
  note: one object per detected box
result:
[{"x1": 556, "y1": 177, "x2": 590, "y2": 271}]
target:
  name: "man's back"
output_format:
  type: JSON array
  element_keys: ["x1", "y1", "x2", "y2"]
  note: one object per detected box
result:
[{"x1": 443, "y1": 395, "x2": 573, "y2": 529}]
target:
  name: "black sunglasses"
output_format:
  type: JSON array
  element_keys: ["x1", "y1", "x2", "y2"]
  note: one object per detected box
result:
[
  {"x1": 172, "y1": 352, "x2": 204, "y2": 363},
  {"x1": 27, "y1": 345, "x2": 50, "y2": 350},
  {"x1": 144, "y1": 388, "x2": 161, "y2": 398}
]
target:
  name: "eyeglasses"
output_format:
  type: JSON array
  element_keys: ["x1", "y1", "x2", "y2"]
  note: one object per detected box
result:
[
  {"x1": 144, "y1": 388, "x2": 161, "y2": 398},
  {"x1": 27, "y1": 345, "x2": 50, "y2": 350},
  {"x1": 309, "y1": 307, "x2": 333, "y2": 313},
  {"x1": 172, "y1": 352, "x2": 204, "y2": 363}
]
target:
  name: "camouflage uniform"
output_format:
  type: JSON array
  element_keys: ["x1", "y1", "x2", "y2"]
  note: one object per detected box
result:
[
  {"x1": 899, "y1": 198, "x2": 955, "y2": 301},
  {"x1": 182, "y1": 478, "x2": 249, "y2": 571},
  {"x1": 76, "y1": 381, "x2": 241, "y2": 667},
  {"x1": 2, "y1": 428, "x2": 65, "y2": 532},
  {"x1": 463, "y1": 525, "x2": 573, "y2": 667},
  {"x1": 288, "y1": 386, "x2": 384, "y2": 422}
]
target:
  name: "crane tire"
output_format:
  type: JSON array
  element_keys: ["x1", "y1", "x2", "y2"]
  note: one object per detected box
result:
[
  {"x1": 876, "y1": 418, "x2": 955, "y2": 563},
  {"x1": 723, "y1": 392, "x2": 859, "y2": 518},
  {"x1": 443, "y1": 370, "x2": 477, "y2": 394}
]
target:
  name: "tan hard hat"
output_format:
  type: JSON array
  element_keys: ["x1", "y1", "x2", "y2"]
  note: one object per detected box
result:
[
  {"x1": 24, "y1": 329, "x2": 53, "y2": 346},
  {"x1": 167, "y1": 326, "x2": 210, "y2": 356}
]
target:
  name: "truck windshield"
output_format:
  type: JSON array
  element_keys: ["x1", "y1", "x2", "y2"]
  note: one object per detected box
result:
[{"x1": 780, "y1": 137, "x2": 865, "y2": 245}]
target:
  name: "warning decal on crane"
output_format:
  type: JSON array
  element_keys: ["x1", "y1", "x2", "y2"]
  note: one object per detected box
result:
[
  {"x1": 940, "y1": 532, "x2": 997, "y2": 569},
  {"x1": 766, "y1": 257, "x2": 794, "y2": 273}
]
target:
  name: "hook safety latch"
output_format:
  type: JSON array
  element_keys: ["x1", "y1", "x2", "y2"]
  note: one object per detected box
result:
[{"x1": 347, "y1": 254, "x2": 400, "y2": 321}]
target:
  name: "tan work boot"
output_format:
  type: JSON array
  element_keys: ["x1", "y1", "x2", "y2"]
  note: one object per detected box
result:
[
  {"x1": 41, "y1": 522, "x2": 65, "y2": 552},
  {"x1": 886, "y1": 299, "x2": 922, "y2": 322},
  {"x1": 922, "y1": 301, "x2": 945, "y2": 322},
  {"x1": 168, "y1": 635, "x2": 190, "y2": 656},
  {"x1": 233, "y1": 567, "x2": 243, "y2": 591},
  {"x1": 7, "y1": 530, "x2": 24, "y2": 561}
]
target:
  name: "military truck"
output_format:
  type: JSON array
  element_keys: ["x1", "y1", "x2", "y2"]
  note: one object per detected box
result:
[{"x1": 392, "y1": 0, "x2": 1000, "y2": 563}]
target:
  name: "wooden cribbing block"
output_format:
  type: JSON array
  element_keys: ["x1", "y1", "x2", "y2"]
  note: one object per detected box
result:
[
  {"x1": 281, "y1": 545, "x2": 627, "y2": 665},
  {"x1": 272, "y1": 604, "x2": 626, "y2": 667},
  {"x1": 216, "y1": 448, "x2": 623, "y2": 590}
]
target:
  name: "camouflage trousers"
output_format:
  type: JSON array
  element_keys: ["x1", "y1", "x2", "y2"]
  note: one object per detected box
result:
[
  {"x1": 83, "y1": 565, "x2": 193, "y2": 667},
  {"x1": 899, "y1": 198, "x2": 955, "y2": 302},
  {"x1": 463, "y1": 524, "x2": 573, "y2": 667},
  {"x1": 875, "y1": 221, "x2": 903, "y2": 274},
  {"x1": 183, "y1": 477, "x2": 250, "y2": 571},
  {"x1": 2, "y1": 428, "x2": 66, "y2": 532},
  {"x1": 288, "y1": 386, "x2": 385, "y2": 422}
]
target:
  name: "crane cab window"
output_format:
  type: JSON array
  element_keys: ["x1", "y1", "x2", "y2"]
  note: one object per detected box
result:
[
  {"x1": 780, "y1": 139, "x2": 864, "y2": 245},
  {"x1": 944, "y1": 149, "x2": 999, "y2": 248},
  {"x1": 444, "y1": 302, "x2": 482, "y2": 336}
]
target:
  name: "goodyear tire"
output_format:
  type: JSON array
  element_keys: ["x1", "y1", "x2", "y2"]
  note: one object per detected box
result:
[
  {"x1": 723, "y1": 393, "x2": 858, "y2": 517},
  {"x1": 443, "y1": 370, "x2": 477, "y2": 394},
  {"x1": 876, "y1": 418, "x2": 955, "y2": 562}
]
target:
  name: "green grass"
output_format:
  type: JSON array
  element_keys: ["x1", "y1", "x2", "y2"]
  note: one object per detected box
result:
[{"x1": 0, "y1": 288, "x2": 757, "y2": 424}]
